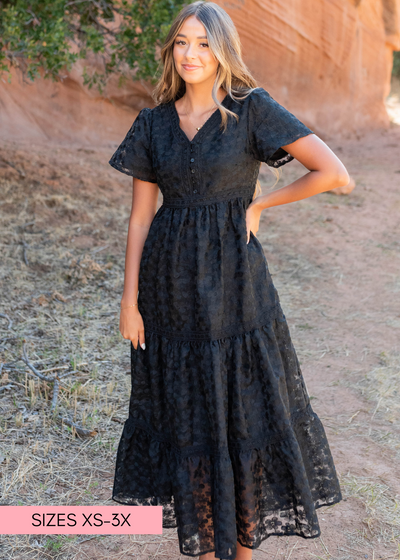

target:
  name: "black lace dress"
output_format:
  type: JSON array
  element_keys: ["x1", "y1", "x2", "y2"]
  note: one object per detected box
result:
[{"x1": 108, "y1": 87, "x2": 342, "y2": 560}]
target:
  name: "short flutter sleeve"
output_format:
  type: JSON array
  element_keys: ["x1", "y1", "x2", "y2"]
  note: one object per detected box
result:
[
  {"x1": 249, "y1": 88, "x2": 314, "y2": 168},
  {"x1": 108, "y1": 108, "x2": 157, "y2": 183}
]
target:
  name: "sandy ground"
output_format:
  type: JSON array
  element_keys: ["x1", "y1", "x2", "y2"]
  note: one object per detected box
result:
[{"x1": 0, "y1": 87, "x2": 399, "y2": 560}]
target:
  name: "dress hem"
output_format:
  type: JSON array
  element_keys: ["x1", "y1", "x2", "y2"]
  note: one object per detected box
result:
[
  {"x1": 110, "y1": 494, "x2": 342, "y2": 558},
  {"x1": 111, "y1": 405, "x2": 343, "y2": 558}
]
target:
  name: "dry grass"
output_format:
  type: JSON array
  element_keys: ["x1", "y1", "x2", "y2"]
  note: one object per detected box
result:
[
  {"x1": 355, "y1": 353, "x2": 400, "y2": 424},
  {"x1": 0, "y1": 168, "x2": 139, "y2": 558},
  {"x1": 340, "y1": 474, "x2": 400, "y2": 543},
  {"x1": 344, "y1": 352, "x2": 400, "y2": 458}
]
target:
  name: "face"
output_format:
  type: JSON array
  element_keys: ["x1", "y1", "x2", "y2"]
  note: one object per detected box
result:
[{"x1": 173, "y1": 15, "x2": 219, "y2": 86}]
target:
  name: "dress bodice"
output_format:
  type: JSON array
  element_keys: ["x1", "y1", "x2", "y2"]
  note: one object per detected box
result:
[{"x1": 109, "y1": 87, "x2": 314, "y2": 206}]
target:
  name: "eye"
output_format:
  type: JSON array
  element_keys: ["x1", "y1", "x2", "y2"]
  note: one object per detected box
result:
[
  {"x1": 200, "y1": 42, "x2": 209, "y2": 48},
  {"x1": 175, "y1": 39, "x2": 186, "y2": 46}
]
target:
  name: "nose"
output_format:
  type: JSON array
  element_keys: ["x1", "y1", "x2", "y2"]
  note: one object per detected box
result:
[{"x1": 184, "y1": 42, "x2": 197, "y2": 60}]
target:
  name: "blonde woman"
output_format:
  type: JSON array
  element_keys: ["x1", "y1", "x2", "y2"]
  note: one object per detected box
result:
[{"x1": 109, "y1": 2, "x2": 348, "y2": 559}]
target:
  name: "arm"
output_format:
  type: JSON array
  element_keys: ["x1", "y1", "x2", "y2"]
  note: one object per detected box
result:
[
  {"x1": 119, "y1": 177, "x2": 159, "y2": 349},
  {"x1": 246, "y1": 134, "x2": 350, "y2": 242}
]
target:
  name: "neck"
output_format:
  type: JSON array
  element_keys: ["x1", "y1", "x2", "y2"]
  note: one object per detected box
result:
[{"x1": 183, "y1": 80, "x2": 226, "y2": 111}]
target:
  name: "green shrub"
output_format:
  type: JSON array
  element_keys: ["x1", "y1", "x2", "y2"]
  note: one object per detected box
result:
[
  {"x1": 0, "y1": 0, "x2": 188, "y2": 92},
  {"x1": 393, "y1": 51, "x2": 400, "y2": 79}
]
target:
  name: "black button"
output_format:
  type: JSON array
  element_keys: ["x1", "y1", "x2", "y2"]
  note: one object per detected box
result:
[
  {"x1": 193, "y1": 189, "x2": 197, "y2": 193},
  {"x1": 191, "y1": 169, "x2": 195, "y2": 174},
  {"x1": 190, "y1": 158, "x2": 195, "y2": 162}
]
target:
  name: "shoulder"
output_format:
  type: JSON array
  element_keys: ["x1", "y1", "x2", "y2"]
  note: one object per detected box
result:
[
  {"x1": 247, "y1": 86, "x2": 272, "y2": 101},
  {"x1": 229, "y1": 87, "x2": 279, "y2": 126},
  {"x1": 126, "y1": 107, "x2": 152, "y2": 134},
  {"x1": 128, "y1": 105, "x2": 164, "y2": 138},
  {"x1": 246, "y1": 87, "x2": 280, "y2": 119},
  {"x1": 133, "y1": 104, "x2": 164, "y2": 123},
  {"x1": 134, "y1": 106, "x2": 154, "y2": 124},
  {"x1": 245, "y1": 87, "x2": 310, "y2": 135},
  {"x1": 142, "y1": 102, "x2": 169, "y2": 118},
  {"x1": 135, "y1": 103, "x2": 169, "y2": 128}
]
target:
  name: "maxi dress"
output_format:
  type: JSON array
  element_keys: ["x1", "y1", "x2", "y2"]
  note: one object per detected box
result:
[{"x1": 108, "y1": 87, "x2": 342, "y2": 560}]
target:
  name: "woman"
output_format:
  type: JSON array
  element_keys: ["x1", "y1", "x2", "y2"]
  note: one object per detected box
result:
[{"x1": 109, "y1": 2, "x2": 348, "y2": 559}]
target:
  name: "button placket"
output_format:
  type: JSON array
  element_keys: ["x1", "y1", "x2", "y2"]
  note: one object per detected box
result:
[{"x1": 189, "y1": 143, "x2": 198, "y2": 195}]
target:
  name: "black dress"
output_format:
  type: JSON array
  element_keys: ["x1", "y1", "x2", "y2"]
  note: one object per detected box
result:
[{"x1": 108, "y1": 87, "x2": 342, "y2": 560}]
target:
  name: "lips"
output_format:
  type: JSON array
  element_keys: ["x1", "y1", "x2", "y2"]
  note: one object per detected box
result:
[{"x1": 182, "y1": 64, "x2": 201, "y2": 71}]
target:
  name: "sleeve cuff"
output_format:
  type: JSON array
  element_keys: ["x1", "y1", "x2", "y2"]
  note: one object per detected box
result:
[{"x1": 108, "y1": 158, "x2": 158, "y2": 183}]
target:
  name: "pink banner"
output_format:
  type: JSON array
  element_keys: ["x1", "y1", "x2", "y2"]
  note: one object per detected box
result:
[{"x1": 0, "y1": 506, "x2": 163, "y2": 535}]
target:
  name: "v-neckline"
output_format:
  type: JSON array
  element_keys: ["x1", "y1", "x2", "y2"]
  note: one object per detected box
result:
[{"x1": 170, "y1": 93, "x2": 230, "y2": 144}]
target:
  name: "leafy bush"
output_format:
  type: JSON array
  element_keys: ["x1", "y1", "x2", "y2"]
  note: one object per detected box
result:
[
  {"x1": 0, "y1": 0, "x2": 188, "y2": 92},
  {"x1": 393, "y1": 51, "x2": 400, "y2": 80}
]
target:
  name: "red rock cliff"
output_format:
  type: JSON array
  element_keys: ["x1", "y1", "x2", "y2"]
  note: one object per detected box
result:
[{"x1": 0, "y1": 0, "x2": 399, "y2": 145}]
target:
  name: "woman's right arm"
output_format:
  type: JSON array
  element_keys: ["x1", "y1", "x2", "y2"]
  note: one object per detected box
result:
[{"x1": 119, "y1": 177, "x2": 159, "y2": 350}]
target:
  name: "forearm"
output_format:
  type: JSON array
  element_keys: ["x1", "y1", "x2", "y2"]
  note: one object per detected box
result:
[
  {"x1": 255, "y1": 169, "x2": 349, "y2": 211},
  {"x1": 121, "y1": 220, "x2": 151, "y2": 306}
]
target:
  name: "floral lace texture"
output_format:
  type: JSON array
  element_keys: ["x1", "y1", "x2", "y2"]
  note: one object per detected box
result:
[
  {"x1": 108, "y1": 88, "x2": 341, "y2": 560},
  {"x1": 112, "y1": 312, "x2": 342, "y2": 560}
]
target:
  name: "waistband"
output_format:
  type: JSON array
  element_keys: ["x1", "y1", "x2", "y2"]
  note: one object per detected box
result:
[{"x1": 162, "y1": 187, "x2": 255, "y2": 208}]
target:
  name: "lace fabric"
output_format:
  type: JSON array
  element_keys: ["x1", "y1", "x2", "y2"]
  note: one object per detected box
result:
[
  {"x1": 108, "y1": 87, "x2": 341, "y2": 559},
  {"x1": 112, "y1": 315, "x2": 342, "y2": 559}
]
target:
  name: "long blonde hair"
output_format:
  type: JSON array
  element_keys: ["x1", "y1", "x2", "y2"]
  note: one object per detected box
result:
[{"x1": 153, "y1": 0, "x2": 280, "y2": 198}]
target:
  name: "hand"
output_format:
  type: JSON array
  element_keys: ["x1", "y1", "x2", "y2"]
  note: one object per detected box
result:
[
  {"x1": 245, "y1": 199, "x2": 263, "y2": 244},
  {"x1": 119, "y1": 306, "x2": 146, "y2": 350}
]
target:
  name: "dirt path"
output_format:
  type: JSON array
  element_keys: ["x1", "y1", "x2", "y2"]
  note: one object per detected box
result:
[
  {"x1": 0, "y1": 114, "x2": 399, "y2": 559},
  {"x1": 253, "y1": 123, "x2": 400, "y2": 559}
]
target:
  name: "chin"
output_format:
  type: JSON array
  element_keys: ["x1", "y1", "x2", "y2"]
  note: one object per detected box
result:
[
  {"x1": 182, "y1": 77, "x2": 203, "y2": 85},
  {"x1": 181, "y1": 74, "x2": 213, "y2": 86}
]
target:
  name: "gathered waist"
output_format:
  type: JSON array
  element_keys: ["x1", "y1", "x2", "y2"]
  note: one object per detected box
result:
[{"x1": 162, "y1": 187, "x2": 255, "y2": 208}]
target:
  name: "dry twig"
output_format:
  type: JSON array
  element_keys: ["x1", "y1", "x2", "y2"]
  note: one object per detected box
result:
[
  {"x1": 58, "y1": 416, "x2": 98, "y2": 438},
  {"x1": 21, "y1": 344, "x2": 78, "y2": 410},
  {"x1": 51, "y1": 379, "x2": 60, "y2": 411},
  {"x1": 21, "y1": 240, "x2": 29, "y2": 266},
  {"x1": 0, "y1": 313, "x2": 13, "y2": 329},
  {"x1": 0, "y1": 384, "x2": 13, "y2": 393},
  {"x1": 0, "y1": 157, "x2": 26, "y2": 177}
]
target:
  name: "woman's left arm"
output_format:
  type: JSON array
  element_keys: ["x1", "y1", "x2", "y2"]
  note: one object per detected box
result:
[{"x1": 246, "y1": 134, "x2": 350, "y2": 241}]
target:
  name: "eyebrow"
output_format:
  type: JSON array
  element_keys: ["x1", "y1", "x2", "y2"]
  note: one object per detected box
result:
[{"x1": 176, "y1": 33, "x2": 207, "y2": 39}]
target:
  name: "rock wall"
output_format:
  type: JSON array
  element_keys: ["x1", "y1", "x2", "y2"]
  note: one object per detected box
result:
[
  {"x1": 0, "y1": 0, "x2": 399, "y2": 145},
  {"x1": 0, "y1": 65, "x2": 152, "y2": 147},
  {"x1": 221, "y1": 0, "x2": 400, "y2": 136}
]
